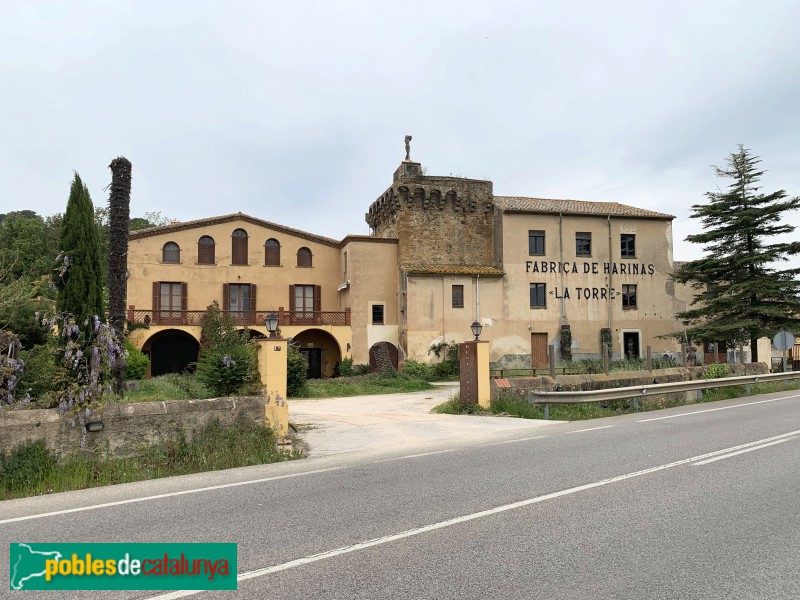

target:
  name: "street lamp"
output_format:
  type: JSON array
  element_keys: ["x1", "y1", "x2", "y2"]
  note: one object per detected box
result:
[
  {"x1": 265, "y1": 313, "x2": 279, "y2": 338},
  {"x1": 470, "y1": 320, "x2": 482, "y2": 341}
]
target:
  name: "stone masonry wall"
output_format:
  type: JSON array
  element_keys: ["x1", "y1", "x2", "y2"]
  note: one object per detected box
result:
[
  {"x1": 0, "y1": 396, "x2": 264, "y2": 459},
  {"x1": 366, "y1": 169, "x2": 496, "y2": 267}
]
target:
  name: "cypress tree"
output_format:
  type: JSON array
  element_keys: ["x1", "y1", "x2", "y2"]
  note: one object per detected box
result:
[
  {"x1": 675, "y1": 146, "x2": 800, "y2": 362},
  {"x1": 56, "y1": 173, "x2": 104, "y2": 327}
]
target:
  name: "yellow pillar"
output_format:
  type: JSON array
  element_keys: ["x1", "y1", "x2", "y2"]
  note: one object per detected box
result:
[
  {"x1": 256, "y1": 338, "x2": 289, "y2": 438},
  {"x1": 475, "y1": 341, "x2": 490, "y2": 409}
]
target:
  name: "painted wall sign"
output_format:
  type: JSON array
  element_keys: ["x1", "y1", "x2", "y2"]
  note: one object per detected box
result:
[{"x1": 525, "y1": 260, "x2": 655, "y2": 276}]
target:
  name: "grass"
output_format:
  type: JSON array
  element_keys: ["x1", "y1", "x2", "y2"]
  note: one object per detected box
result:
[
  {"x1": 123, "y1": 373, "x2": 215, "y2": 403},
  {"x1": 434, "y1": 380, "x2": 800, "y2": 421},
  {"x1": 0, "y1": 416, "x2": 300, "y2": 500},
  {"x1": 294, "y1": 372, "x2": 434, "y2": 398}
]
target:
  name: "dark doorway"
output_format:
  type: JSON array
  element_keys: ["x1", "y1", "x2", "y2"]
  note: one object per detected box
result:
[
  {"x1": 623, "y1": 332, "x2": 640, "y2": 359},
  {"x1": 301, "y1": 348, "x2": 322, "y2": 379},
  {"x1": 150, "y1": 332, "x2": 199, "y2": 376}
]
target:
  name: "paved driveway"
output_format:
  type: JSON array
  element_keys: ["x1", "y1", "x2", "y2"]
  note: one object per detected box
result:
[{"x1": 288, "y1": 382, "x2": 558, "y2": 457}]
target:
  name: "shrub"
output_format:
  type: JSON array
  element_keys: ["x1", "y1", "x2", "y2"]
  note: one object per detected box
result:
[
  {"x1": 338, "y1": 357, "x2": 354, "y2": 377},
  {"x1": 195, "y1": 303, "x2": 259, "y2": 397},
  {"x1": 123, "y1": 339, "x2": 149, "y2": 380},
  {"x1": 287, "y1": 346, "x2": 308, "y2": 397},
  {"x1": 703, "y1": 363, "x2": 731, "y2": 379},
  {"x1": 401, "y1": 359, "x2": 435, "y2": 380},
  {"x1": 196, "y1": 343, "x2": 258, "y2": 397},
  {"x1": 16, "y1": 343, "x2": 69, "y2": 408}
]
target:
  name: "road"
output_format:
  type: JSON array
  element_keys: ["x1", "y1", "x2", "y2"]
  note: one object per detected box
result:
[{"x1": 2, "y1": 387, "x2": 799, "y2": 599}]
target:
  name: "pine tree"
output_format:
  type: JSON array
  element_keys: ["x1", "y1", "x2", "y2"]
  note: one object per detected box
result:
[
  {"x1": 675, "y1": 145, "x2": 800, "y2": 362},
  {"x1": 56, "y1": 173, "x2": 104, "y2": 327}
]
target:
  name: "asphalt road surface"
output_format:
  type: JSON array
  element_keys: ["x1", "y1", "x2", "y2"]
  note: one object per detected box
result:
[{"x1": 2, "y1": 387, "x2": 799, "y2": 599}]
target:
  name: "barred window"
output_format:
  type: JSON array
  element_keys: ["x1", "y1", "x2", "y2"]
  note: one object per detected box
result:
[
  {"x1": 452, "y1": 285, "x2": 464, "y2": 308},
  {"x1": 162, "y1": 242, "x2": 180, "y2": 263},
  {"x1": 297, "y1": 247, "x2": 312, "y2": 267}
]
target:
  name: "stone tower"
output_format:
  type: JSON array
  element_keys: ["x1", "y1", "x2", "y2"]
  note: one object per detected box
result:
[{"x1": 365, "y1": 159, "x2": 497, "y2": 269}]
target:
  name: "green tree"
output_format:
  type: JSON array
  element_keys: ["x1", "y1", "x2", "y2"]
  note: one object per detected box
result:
[
  {"x1": 674, "y1": 146, "x2": 800, "y2": 362},
  {"x1": 56, "y1": 173, "x2": 104, "y2": 327}
]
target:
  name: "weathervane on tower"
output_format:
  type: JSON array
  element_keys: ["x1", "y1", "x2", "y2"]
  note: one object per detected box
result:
[{"x1": 404, "y1": 135, "x2": 412, "y2": 161}]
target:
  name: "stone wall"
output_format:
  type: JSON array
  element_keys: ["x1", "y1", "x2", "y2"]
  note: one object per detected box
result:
[
  {"x1": 366, "y1": 165, "x2": 497, "y2": 268},
  {"x1": 0, "y1": 396, "x2": 264, "y2": 459}
]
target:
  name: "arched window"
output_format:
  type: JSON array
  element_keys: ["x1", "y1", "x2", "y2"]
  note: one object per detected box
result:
[
  {"x1": 232, "y1": 229, "x2": 248, "y2": 265},
  {"x1": 297, "y1": 247, "x2": 312, "y2": 267},
  {"x1": 265, "y1": 238, "x2": 281, "y2": 266},
  {"x1": 197, "y1": 236, "x2": 215, "y2": 264},
  {"x1": 162, "y1": 242, "x2": 180, "y2": 263}
]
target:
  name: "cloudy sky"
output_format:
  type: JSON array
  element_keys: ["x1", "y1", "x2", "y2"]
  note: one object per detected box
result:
[{"x1": 2, "y1": 0, "x2": 798, "y2": 266}]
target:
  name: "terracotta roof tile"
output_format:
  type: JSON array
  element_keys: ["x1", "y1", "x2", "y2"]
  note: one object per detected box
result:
[
  {"x1": 129, "y1": 213, "x2": 341, "y2": 247},
  {"x1": 495, "y1": 196, "x2": 674, "y2": 219},
  {"x1": 405, "y1": 265, "x2": 505, "y2": 277}
]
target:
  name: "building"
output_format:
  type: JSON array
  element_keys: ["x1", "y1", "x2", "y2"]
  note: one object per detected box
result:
[{"x1": 126, "y1": 151, "x2": 686, "y2": 377}]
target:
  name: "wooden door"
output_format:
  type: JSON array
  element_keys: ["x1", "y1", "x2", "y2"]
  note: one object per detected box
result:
[{"x1": 531, "y1": 333, "x2": 548, "y2": 369}]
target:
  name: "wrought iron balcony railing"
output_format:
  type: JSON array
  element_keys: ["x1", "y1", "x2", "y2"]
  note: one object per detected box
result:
[{"x1": 127, "y1": 308, "x2": 351, "y2": 328}]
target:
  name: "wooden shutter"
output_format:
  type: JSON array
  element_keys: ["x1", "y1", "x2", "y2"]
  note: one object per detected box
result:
[
  {"x1": 223, "y1": 284, "x2": 230, "y2": 311},
  {"x1": 152, "y1": 282, "x2": 160, "y2": 311},
  {"x1": 314, "y1": 285, "x2": 321, "y2": 311},
  {"x1": 249, "y1": 284, "x2": 257, "y2": 312},
  {"x1": 180, "y1": 282, "x2": 188, "y2": 324},
  {"x1": 289, "y1": 285, "x2": 296, "y2": 309}
]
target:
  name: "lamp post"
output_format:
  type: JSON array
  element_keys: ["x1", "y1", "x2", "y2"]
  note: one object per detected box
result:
[
  {"x1": 470, "y1": 320, "x2": 482, "y2": 341},
  {"x1": 265, "y1": 313, "x2": 279, "y2": 338}
]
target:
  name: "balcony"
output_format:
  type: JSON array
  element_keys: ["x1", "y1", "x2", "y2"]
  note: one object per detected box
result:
[{"x1": 127, "y1": 308, "x2": 351, "y2": 328}]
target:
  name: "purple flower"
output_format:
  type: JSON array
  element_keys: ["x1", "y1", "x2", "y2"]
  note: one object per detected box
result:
[{"x1": 221, "y1": 355, "x2": 236, "y2": 368}]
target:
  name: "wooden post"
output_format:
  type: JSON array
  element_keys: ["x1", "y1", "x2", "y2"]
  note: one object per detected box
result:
[
  {"x1": 602, "y1": 343, "x2": 609, "y2": 374},
  {"x1": 647, "y1": 345, "x2": 652, "y2": 371},
  {"x1": 548, "y1": 345, "x2": 556, "y2": 378},
  {"x1": 681, "y1": 342, "x2": 687, "y2": 367}
]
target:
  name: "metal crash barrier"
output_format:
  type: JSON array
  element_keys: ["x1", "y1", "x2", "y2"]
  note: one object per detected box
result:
[{"x1": 528, "y1": 371, "x2": 800, "y2": 420}]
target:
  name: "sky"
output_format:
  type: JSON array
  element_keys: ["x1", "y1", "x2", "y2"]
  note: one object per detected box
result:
[{"x1": 1, "y1": 0, "x2": 799, "y2": 267}]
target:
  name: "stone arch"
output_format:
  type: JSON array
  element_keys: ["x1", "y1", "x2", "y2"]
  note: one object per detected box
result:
[
  {"x1": 369, "y1": 342, "x2": 399, "y2": 373},
  {"x1": 292, "y1": 329, "x2": 342, "y2": 379},
  {"x1": 141, "y1": 329, "x2": 200, "y2": 377}
]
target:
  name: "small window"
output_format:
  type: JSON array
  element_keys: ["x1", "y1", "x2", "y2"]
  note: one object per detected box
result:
[
  {"x1": 265, "y1": 238, "x2": 280, "y2": 266},
  {"x1": 528, "y1": 231, "x2": 545, "y2": 256},
  {"x1": 576, "y1": 232, "x2": 592, "y2": 257},
  {"x1": 198, "y1": 236, "x2": 215, "y2": 264},
  {"x1": 621, "y1": 234, "x2": 636, "y2": 258},
  {"x1": 162, "y1": 242, "x2": 180, "y2": 263},
  {"x1": 622, "y1": 284, "x2": 637, "y2": 309},
  {"x1": 297, "y1": 247, "x2": 312, "y2": 267},
  {"x1": 343, "y1": 251, "x2": 348, "y2": 275},
  {"x1": 232, "y1": 229, "x2": 248, "y2": 265},
  {"x1": 372, "y1": 304, "x2": 384, "y2": 325},
  {"x1": 530, "y1": 283, "x2": 546, "y2": 308},
  {"x1": 452, "y1": 285, "x2": 464, "y2": 308}
]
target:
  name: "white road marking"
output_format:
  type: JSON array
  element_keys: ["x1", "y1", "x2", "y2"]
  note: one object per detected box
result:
[
  {"x1": 376, "y1": 449, "x2": 458, "y2": 462},
  {"x1": 145, "y1": 429, "x2": 800, "y2": 600},
  {"x1": 692, "y1": 437, "x2": 799, "y2": 466},
  {"x1": 638, "y1": 394, "x2": 800, "y2": 422},
  {"x1": 567, "y1": 425, "x2": 614, "y2": 434},
  {"x1": 0, "y1": 467, "x2": 343, "y2": 525},
  {"x1": 480, "y1": 436, "x2": 548, "y2": 446}
]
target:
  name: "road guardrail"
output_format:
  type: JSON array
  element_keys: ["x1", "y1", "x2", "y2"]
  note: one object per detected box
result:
[{"x1": 528, "y1": 371, "x2": 800, "y2": 419}]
